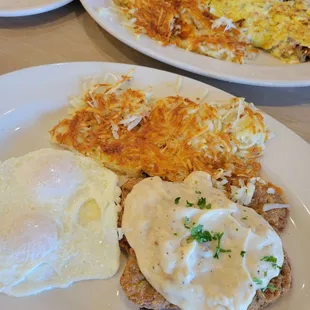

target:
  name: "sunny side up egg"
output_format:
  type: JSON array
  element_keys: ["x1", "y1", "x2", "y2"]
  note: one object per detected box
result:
[{"x1": 0, "y1": 148, "x2": 121, "y2": 297}]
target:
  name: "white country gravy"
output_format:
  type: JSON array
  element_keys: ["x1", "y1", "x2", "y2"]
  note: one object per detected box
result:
[{"x1": 122, "y1": 172, "x2": 284, "y2": 310}]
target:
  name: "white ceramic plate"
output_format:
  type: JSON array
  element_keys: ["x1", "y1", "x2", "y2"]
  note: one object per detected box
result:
[
  {"x1": 0, "y1": 0, "x2": 73, "y2": 17},
  {"x1": 80, "y1": 0, "x2": 310, "y2": 87},
  {"x1": 0, "y1": 62, "x2": 309, "y2": 309}
]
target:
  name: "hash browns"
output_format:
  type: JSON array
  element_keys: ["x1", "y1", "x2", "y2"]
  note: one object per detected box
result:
[
  {"x1": 50, "y1": 74, "x2": 269, "y2": 184},
  {"x1": 113, "y1": 0, "x2": 257, "y2": 63}
]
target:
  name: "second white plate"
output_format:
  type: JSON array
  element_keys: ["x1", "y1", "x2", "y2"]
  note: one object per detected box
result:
[{"x1": 80, "y1": 0, "x2": 310, "y2": 87}]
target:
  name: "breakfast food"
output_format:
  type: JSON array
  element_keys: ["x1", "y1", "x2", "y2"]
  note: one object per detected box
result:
[
  {"x1": 120, "y1": 173, "x2": 292, "y2": 310},
  {"x1": 0, "y1": 149, "x2": 121, "y2": 296},
  {"x1": 110, "y1": 0, "x2": 310, "y2": 63},
  {"x1": 109, "y1": 0, "x2": 257, "y2": 64},
  {"x1": 206, "y1": 0, "x2": 310, "y2": 63},
  {"x1": 121, "y1": 249, "x2": 291, "y2": 310},
  {"x1": 50, "y1": 72, "x2": 270, "y2": 186},
  {"x1": 49, "y1": 71, "x2": 291, "y2": 309}
]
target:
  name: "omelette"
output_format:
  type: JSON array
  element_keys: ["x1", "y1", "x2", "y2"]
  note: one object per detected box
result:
[
  {"x1": 112, "y1": 0, "x2": 310, "y2": 63},
  {"x1": 206, "y1": 0, "x2": 310, "y2": 63}
]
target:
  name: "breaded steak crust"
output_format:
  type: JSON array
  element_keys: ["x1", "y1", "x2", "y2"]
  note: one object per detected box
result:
[
  {"x1": 248, "y1": 182, "x2": 288, "y2": 234},
  {"x1": 121, "y1": 249, "x2": 291, "y2": 310}
]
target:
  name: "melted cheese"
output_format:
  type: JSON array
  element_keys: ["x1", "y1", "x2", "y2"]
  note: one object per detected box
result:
[{"x1": 122, "y1": 171, "x2": 284, "y2": 310}]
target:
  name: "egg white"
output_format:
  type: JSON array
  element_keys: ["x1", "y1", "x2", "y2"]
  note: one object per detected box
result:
[{"x1": 0, "y1": 148, "x2": 121, "y2": 297}]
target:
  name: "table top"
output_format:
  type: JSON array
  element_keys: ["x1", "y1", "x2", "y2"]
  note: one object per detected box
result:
[{"x1": 0, "y1": 1, "x2": 309, "y2": 143}]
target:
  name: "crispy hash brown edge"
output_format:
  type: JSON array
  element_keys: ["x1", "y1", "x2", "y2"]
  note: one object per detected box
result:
[{"x1": 119, "y1": 179, "x2": 292, "y2": 310}]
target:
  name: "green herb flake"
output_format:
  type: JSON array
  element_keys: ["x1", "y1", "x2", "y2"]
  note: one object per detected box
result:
[
  {"x1": 197, "y1": 197, "x2": 212, "y2": 210},
  {"x1": 197, "y1": 197, "x2": 205, "y2": 208},
  {"x1": 219, "y1": 249, "x2": 232, "y2": 253},
  {"x1": 188, "y1": 225, "x2": 213, "y2": 244},
  {"x1": 186, "y1": 228, "x2": 231, "y2": 258},
  {"x1": 260, "y1": 256, "x2": 281, "y2": 269},
  {"x1": 195, "y1": 190, "x2": 202, "y2": 194},
  {"x1": 173, "y1": 233, "x2": 178, "y2": 236},
  {"x1": 262, "y1": 284, "x2": 279, "y2": 292},
  {"x1": 186, "y1": 200, "x2": 194, "y2": 208},
  {"x1": 240, "y1": 251, "x2": 246, "y2": 257},
  {"x1": 242, "y1": 216, "x2": 248, "y2": 220},
  {"x1": 174, "y1": 197, "x2": 181, "y2": 204},
  {"x1": 213, "y1": 232, "x2": 231, "y2": 259},
  {"x1": 253, "y1": 277, "x2": 263, "y2": 285},
  {"x1": 264, "y1": 271, "x2": 268, "y2": 277},
  {"x1": 184, "y1": 217, "x2": 191, "y2": 229},
  {"x1": 261, "y1": 256, "x2": 277, "y2": 263}
]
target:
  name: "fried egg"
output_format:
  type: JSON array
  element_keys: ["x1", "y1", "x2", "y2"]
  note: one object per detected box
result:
[{"x1": 0, "y1": 148, "x2": 121, "y2": 297}]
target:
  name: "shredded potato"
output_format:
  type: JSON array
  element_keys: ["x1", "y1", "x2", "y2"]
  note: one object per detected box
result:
[
  {"x1": 50, "y1": 72, "x2": 271, "y2": 192},
  {"x1": 108, "y1": 0, "x2": 257, "y2": 64},
  {"x1": 109, "y1": 0, "x2": 310, "y2": 64}
]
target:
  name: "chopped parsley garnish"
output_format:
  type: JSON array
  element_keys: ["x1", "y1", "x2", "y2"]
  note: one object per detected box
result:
[
  {"x1": 213, "y1": 232, "x2": 223, "y2": 242},
  {"x1": 219, "y1": 248, "x2": 232, "y2": 254},
  {"x1": 184, "y1": 217, "x2": 191, "y2": 229},
  {"x1": 195, "y1": 190, "x2": 202, "y2": 194},
  {"x1": 253, "y1": 277, "x2": 263, "y2": 285},
  {"x1": 261, "y1": 256, "x2": 277, "y2": 263},
  {"x1": 197, "y1": 197, "x2": 211, "y2": 209},
  {"x1": 242, "y1": 216, "x2": 248, "y2": 220},
  {"x1": 260, "y1": 256, "x2": 281, "y2": 269},
  {"x1": 185, "y1": 224, "x2": 230, "y2": 258},
  {"x1": 173, "y1": 233, "x2": 178, "y2": 236},
  {"x1": 186, "y1": 200, "x2": 194, "y2": 207},
  {"x1": 262, "y1": 284, "x2": 279, "y2": 292},
  {"x1": 213, "y1": 232, "x2": 231, "y2": 259},
  {"x1": 264, "y1": 271, "x2": 268, "y2": 277},
  {"x1": 174, "y1": 197, "x2": 181, "y2": 204},
  {"x1": 197, "y1": 197, "x2": 207, "y2": 209},
  {"x1": 188, "y1": 225, "x2": 213, "y2": 243},
  {"x1": 240, "y1": 251, "x2": 246, "y2": 257},
  {"x1": 197, "y1": 197, "x2": 206, "y2": 208}
]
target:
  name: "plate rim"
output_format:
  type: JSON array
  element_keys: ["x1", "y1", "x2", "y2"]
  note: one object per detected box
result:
[
  {"x1": 80, "y1": 0, "x2": 310, "y2": 87},
  {"x1": 0, "y1": 0, "x2": 73, "y2": 17}
]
